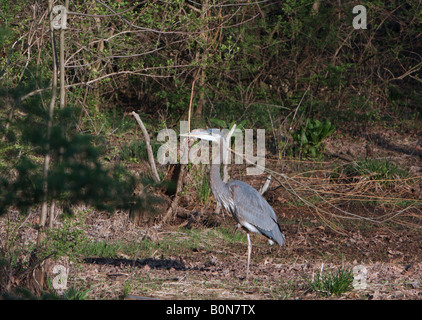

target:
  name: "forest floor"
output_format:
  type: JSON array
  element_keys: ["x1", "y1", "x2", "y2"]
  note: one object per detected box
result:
[
  {"x1": 1, "y1": 126, "x2": 422, "y2": 300},
  {"x1": 72, "y1": 208, "x2": 422, "y2": 300}
]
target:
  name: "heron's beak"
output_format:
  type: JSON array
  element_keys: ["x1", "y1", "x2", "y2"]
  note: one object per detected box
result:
[{"x1": 179, "y1": 131, "x2": 218, "y2": 142}]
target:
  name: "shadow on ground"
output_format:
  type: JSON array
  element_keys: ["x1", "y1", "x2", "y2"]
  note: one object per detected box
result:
[
  {"x1": 366, "y1": 133, "x2": 422, "y2": 159},
  {"x1": 83, "y1": 257, "x2": 186, "y2": 270}
]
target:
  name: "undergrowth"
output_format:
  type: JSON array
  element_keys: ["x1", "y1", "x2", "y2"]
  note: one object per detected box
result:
[{"x1": 305, "y1": 265, "x2": 354, "y2": 297}]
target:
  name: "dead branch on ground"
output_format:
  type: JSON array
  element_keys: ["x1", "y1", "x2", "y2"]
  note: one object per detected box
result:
[{"x1": 131, "y1": 111, "x2": 161, "y2": 183}]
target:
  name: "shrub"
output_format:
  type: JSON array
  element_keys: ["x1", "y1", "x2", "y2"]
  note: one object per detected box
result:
[
  {"x1": 292, "y1": 119, "x2": 336, "y2": 158},
  {"x1": 306, "y1": 266, "x2": 354, "y2": 297},
  {"x1": 335, "y1": 159, "x2": 409, "y2": 187}
]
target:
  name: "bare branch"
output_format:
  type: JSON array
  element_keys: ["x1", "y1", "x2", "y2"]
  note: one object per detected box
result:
[{"x1": 131, "y1": 111, "x2": 161, "y2": 183}]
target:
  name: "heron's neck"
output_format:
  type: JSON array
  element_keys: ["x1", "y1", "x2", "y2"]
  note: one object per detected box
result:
[
  {"x1": 209, "y1": 142, "x2": 227, "y2": 200},
  {"x1": 210, "y1": 162, "x2": 226, "y2": 202},
  {"x1": 210, "y1": 162, "x2": 223, "y2": 186}
]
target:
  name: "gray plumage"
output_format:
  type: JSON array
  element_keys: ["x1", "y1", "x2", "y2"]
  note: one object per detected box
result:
[
  {"x1": 182, "y1": 127, "x2": 285, "y2": 278},
  {"x1": 210, "y1": 164, "x2": 285, "y2": 247}
]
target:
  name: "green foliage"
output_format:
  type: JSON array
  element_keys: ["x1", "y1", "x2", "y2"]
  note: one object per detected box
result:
[
  {"x1": 213, "y1": 227, "x2": 247, "y2": 244},
  {"x1": 120, "y1": 140, "x2": 162, "y2": 164},
  {"x1": 2, "y1": 0, "x2": 421, "y2": 136},
  {"x1": 292, "y1": 119, "x2": 336, "y2": 158},
  {"x1": 305, "y1": 266, "x2": 354, "y2": 297},
  {"x1": 79, "y1": 240, "x2": 139, "y2": 259},
  {"x1": 192, "y1": 164, "x2": 211, "y2": 205},
  {"x1": 209, "y1": 118, "x2": 246, "y2": 132},
  {"x1": 40, "y1": 216, "x2": 88, "y2": 261},
  {"x1": 55, "y1": 286, "x2": 90, "y2": 300},
  {"x1": 334, "y1": 159, "x2": 410, "y2": 186},
  {"x1": 198, "y1": 174, "x2": 211, "y2": 204},
  {"x1": 2, "y1": 285, "x2": 90, "y2": 300},
  {"x1": 0, "y1": 97, "x2": 147, "y2": 216}
]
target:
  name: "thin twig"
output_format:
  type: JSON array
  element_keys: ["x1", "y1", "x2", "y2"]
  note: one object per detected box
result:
[
  {"x1": 162, "y1": 77, "x2": 197, "y2": 223},
  {"x1": 224, "y1": 141, "x2": 421, "y2": 233}
]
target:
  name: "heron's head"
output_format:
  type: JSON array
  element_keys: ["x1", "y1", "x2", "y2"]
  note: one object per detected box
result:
[{"x1": 179, "y1": 125, "x2": 236, "y2": 144}]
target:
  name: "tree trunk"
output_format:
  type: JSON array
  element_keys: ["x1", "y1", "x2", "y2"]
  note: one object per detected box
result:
[
  {"x1": 49, "y1": 0, "x2": 69, "y2": 228},
  {"x1": 59, "y1": 0, "x2": 68, "y2": 111},
  {"x1": 38, "y1": 0, "x2": 58, "y2": 243},
  {"x1": 193, "y1": 0, "x2": 210, "y2": 120}
]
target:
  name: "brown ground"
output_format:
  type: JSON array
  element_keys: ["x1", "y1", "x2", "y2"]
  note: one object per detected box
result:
[
  {"x1": 63, "y1": 206, "x2": 422, "y2": 300},
  {"x1": 1, "y1": 128, "x2": 422, "y2": 300}
]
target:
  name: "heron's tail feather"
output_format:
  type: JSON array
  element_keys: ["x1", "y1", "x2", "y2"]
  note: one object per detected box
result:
[
  {"x1": 255, "y1": 224, "x2": 285, "y2": 247},
  {"x1": 272, "y1": 229, "x2": 286, "y2": 247}
]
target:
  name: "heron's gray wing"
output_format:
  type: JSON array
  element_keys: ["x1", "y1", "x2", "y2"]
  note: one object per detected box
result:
[{"x1": 227, "y1": 180, "x2": 285, "y2": 246}]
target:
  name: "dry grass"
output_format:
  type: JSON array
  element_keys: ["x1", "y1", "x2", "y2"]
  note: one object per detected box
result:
[{"x1": 1, "y1": 132, "x2": 422, "y2": 300}]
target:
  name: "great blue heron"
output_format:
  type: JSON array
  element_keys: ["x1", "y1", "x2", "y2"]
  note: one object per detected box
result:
[{"x1": 181, "y1": 126, "x2": 285, "y2": 278}]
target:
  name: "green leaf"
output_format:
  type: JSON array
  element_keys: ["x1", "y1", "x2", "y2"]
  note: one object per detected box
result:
[{"x1": 210, "y1": 118, "x2": 227, "y2": 128}]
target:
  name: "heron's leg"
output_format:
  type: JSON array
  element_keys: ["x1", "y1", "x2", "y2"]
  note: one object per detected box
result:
[{"x1": 246, "y1": 233, "x2": 252, "y2": 279}]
